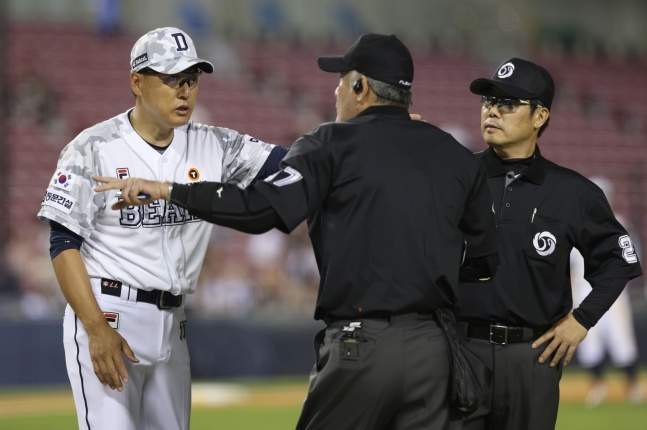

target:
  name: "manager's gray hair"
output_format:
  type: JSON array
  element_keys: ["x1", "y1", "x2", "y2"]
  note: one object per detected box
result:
[{"x1": 351, "y1": 71, "x2": 412, "y2": 108}]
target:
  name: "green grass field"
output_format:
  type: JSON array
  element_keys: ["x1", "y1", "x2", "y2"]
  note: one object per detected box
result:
[
  {"x1": 2, "y1": 404, "x2": 646, "y2": 430},
  {"x1": 1, "y1": 372, "x2": 645, "y2": 429}
]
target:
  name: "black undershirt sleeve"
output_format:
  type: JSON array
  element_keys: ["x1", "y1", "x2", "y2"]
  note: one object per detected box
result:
[
  {"x1": 572, "y1": 277, "x2": 628, "y2": 329},
  {"x1": 170, "y1": 182, "x2": 287, "y2": 234},
  {"x1": 49, "y1": 221, "x2": 84, "y2": 259},
  {"x1": 253, "y1": 146, "x2": 289, "y2": 181}
]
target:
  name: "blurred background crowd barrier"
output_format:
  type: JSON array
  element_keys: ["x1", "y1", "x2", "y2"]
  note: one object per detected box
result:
[{"x1": 0, "y1": 0, "x2": 646, "y2": 385}]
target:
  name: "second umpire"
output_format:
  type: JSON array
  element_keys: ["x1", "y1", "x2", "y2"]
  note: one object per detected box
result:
[
  {"x1": 455, "y1": 58, "x2": 643, "y2": 430},
  {"x1": 95, "y1": 33, "x2": 499, "y2": 429}
]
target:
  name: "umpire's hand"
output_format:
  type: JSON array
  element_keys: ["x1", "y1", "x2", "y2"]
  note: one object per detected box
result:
[
  {"x1": 93, "y1": 176, "x2": 170, "y2": 209},
  {"x1": 531, "y1": 313, "x2": 588, "y2": 367}
]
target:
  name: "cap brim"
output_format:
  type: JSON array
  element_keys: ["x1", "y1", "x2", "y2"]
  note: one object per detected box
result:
[
  {"x1": 148, "y1": 58, "x2": 214, "y2": 74},
  {"x1": 317, "y1": 56, "x2": 352, "y2": 73},
  {"x1": 469, "y1": 78, "x2": 535, "y2": 100},
  {"x1": 195, "y1": 61, "x2": 214, "y2": 74}
]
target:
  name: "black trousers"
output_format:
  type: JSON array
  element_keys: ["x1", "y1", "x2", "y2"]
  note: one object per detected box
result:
[
  {"x1": 296, "y1": 314, "x2": 452, "y2": 430},
  {"x1": 462, "y1": 337, "x2": 563, "y2": 430}
]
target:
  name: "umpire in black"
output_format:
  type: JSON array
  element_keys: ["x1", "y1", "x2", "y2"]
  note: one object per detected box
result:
[
  {"x1": 455, "y1": 58, "x2": 643, "y2": 430},
  {"x1": 95, "y1": 33, "x2": 499, "y2": 429}
]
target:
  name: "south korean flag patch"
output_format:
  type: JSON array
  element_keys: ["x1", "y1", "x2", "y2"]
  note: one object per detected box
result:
[{"x1": 51, "y1": 170, "x2": 76, "y2": 191}]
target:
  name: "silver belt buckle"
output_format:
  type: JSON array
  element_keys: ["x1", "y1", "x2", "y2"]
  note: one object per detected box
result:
[{"x1": 490, "y1": 324, "x2": 508, "y2": 345}]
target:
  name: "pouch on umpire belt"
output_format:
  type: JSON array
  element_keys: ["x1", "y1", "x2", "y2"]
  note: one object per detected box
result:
[{"x1": 435, "y1": 308, "x2": 492, "y2": 417}]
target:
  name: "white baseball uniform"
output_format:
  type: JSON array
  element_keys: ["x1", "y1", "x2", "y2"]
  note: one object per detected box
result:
[{"x1": 37, "y1": 109, "x2": 274, "y2": 429}]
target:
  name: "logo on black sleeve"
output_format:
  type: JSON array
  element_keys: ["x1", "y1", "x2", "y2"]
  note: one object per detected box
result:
[{"x1": 265, "y1": 166, "x2": 303, "y2": 187}]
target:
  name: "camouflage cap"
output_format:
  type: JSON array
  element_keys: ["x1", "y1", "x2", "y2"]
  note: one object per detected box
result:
[{"x1": 130, "y1": 27, "x2": 214, "y2": 74}]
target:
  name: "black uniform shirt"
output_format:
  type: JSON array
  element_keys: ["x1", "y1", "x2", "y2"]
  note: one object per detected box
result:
[
  {"x1": 173, "y1": 106, "x2": 498, "y2": 322},
  {"x1": 455, "y1": 146, "x2": 642, "y2": 328},
  {"x1": 258, "y1": 106, "x2": 497, "y2": 321}
]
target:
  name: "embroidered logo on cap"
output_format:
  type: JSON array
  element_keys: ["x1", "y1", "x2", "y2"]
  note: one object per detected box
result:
[
  {"x1": 132, "y1": 54, "x2": 148, "y2": 69},
  {"x1": 498, "y1": 62, "x2": 515, "y2": 79}
]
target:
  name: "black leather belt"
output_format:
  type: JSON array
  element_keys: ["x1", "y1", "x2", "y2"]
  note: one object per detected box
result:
[
  {"x1": 466, "y1": 322, "x2": 547, "y2": 345},
  {"x1": 323, "y1": 312, "x2": 435, "y2": 327},
  {"x1": 100, "y1": 278, "x2": 182, "y2": 310}
]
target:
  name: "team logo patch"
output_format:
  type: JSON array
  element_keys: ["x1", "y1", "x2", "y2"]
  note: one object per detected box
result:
[
  {"x1": 265, "y1": 166, "x2": 303, "y2": 187},
  {"x1": 116, "y1": 168, "x2": 130, "y2": 179},
  {"x1": 188, "y1": 168, "x2": 200, "y2": 181},
  {"x1": 498, "y1": 62, "x2": 515, "y2": 79},
  {"x1": 104, "y1": 312, "x2": 120, "y2": 330},
  {"x1": 42, "y1": 188, "x2": 77, "y2": 214},
  {"x1": 51, "y1": 170, "x2": 76, "y2": 190},
  {"x1": 533, "y1": 231, "x2": 556, "y2": 256}
]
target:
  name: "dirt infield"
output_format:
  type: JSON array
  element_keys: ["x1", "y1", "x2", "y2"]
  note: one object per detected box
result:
[
  {"x1": 0, "y1": 373, "x2": 644, "y2": 417},
  {"x1": 0, "y1": 390, "x2": 76, "y2": 416},
  {"x1": 0, "y1": 384, "x2": 309, "y2": 417}
]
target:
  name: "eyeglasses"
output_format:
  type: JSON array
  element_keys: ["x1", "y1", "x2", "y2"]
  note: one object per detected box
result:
[
  {"x1": 481, "y1": 96, "x2": 544, "y2": 113},
  {"x1": 138, "y1": 70, "x2": 202, "y2": 90}
]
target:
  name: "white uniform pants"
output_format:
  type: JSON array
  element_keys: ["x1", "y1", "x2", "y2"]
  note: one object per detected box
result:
[{"x1": 63, "y1": 282, "x2": 190, "y2": 430}]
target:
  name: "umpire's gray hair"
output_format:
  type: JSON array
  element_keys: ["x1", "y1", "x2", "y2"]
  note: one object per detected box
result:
[{"x1": 350, "y1": 71, "x2": 412, "y2": 108}]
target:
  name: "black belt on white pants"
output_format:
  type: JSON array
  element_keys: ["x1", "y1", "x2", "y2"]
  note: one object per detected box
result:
[{"x1": 100, "y1": 278, "x2": 183, "y2": 310}]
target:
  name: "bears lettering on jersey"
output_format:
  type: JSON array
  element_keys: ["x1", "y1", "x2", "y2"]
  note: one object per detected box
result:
[{"x1": 119, "y1": 201, "x2": 201, "y2": 228}]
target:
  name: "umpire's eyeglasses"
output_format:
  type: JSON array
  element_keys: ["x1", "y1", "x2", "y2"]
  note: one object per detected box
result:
[
  {"x1": 481, "y1": 96, "x2": 544, "y2": 113},
  {"x1": 138, "y1": 69, "x2": 202, "y2": 90}
]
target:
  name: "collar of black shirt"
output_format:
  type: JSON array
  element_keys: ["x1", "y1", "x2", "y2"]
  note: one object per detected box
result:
[
  {"x1": 356, "y1": 105, "x2": 411, "y2": 119},
  {"x1": 481, "y1": 145, "x2": 547, "y2": 184}
]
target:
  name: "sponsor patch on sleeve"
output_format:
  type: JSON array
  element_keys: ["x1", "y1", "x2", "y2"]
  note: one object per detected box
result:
[
  {"x1": 50, "y1": 170, "x2": 77, "y2": 191},
  {"x1": 41, "y1": 188, "x2": 77, "y2": 215}
]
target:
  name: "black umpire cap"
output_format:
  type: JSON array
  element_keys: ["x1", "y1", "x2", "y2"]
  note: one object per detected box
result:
[
  {"x1": 317, "y1": 33, "x2": 414, "y2": 90},
  {"x1": 470, "y1": 58, "x2": 554, "y2": 109}
]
